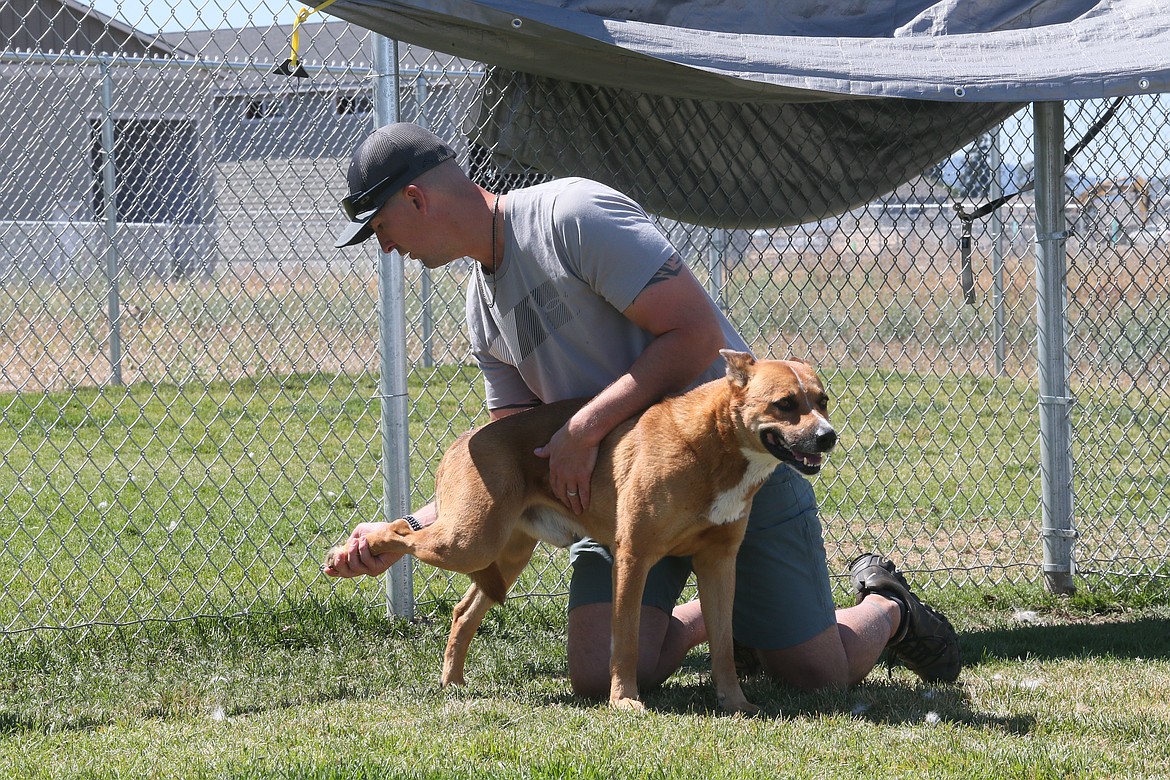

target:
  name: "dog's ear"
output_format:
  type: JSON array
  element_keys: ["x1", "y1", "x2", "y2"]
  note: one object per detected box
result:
[{"x1": 720, "y1": 349, "x2": 756, "y2": 387}]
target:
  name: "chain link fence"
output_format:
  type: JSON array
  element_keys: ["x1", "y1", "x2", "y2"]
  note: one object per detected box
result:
[{"x1": 1, "y1": 11, "x2": 1168, "y2": 643}]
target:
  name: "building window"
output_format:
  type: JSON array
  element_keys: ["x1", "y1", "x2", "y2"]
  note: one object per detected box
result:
[
  {"x1": 90, "y1": 118, "x2": 200, "y2": 224},
  {"x1": 336, "y1": 94, "x2": 372, "y2": 116},
  {"x1": 243, "y1": 98, "x2": 284, "y2": 121}
]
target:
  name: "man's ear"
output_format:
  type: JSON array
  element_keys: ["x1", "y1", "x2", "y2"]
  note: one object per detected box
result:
[
  {"x1": 401, "y1": 183, "x2": 425, "y2": 213},
  {"x1": 720, "y1": 349, "x2": 755, "y2": 387}
]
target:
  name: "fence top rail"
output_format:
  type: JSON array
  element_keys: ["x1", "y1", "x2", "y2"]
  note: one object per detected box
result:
[{"x1": 0, "y1": 49, "x2": 485, "y2": 79}]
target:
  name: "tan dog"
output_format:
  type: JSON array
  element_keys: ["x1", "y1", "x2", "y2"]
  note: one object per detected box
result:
[{"x1": 325, "y1": 350, "x2": 835, "y2": 713}]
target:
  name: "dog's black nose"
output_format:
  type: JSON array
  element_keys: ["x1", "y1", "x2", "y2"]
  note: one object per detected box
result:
[{"x1": 817, "y1": 429, "x2": 838, "y2": 451}]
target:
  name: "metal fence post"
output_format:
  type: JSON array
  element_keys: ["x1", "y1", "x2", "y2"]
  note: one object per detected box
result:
[
  {"x1": 373, "y1": 35, "x2": 415, "y2": 620},
  {"x1": 708, "y1": 228, "x2": 726, "y2": 311},
  {"x1": 415, "y1": 70, "x2": 434, "y2": 368},
  {"x1": 989, "y1": 127, "x2": 1007, "y2": 375},
  {"x1": 99, "y1": 63, "x2": 123, "y2": 387},
  {"x1": 1033, "y1": 101, "x2": 1077, "y2": 595}
]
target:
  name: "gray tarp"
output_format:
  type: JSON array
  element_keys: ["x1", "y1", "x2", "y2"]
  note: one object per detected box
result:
[{"x1": 320, "y1": 0, "x2": 1170, "y2": 226}]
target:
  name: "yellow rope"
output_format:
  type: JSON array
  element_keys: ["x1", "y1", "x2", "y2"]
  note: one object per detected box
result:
[{"x1": 285, "y1": 0, "x2": 343, "y2": 71}]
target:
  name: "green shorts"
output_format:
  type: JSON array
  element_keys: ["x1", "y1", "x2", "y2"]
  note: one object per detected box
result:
[{"x1": 567, "y1": 466, "x2": 837, "y2": 650}]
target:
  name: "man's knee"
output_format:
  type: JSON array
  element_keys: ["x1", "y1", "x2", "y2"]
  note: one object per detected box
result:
[
  {"x1": 567, "y1": 602, "x2": 675, "y2": 700},
  {"x1": 758, "y1": 649, "x2": 850, "y2": 691},
  {"x1": 569, "y1": 662, "x2": 610, "y2": 700},
  {"x1": 566, "y1": 635, "x2": 608, "y2": 699},
  {"x1": 567, "y1": 603, "x2": 613, "y2": 700},
  {"x1": 754, "y1": 626, "x2": 852, "y2": 692}
]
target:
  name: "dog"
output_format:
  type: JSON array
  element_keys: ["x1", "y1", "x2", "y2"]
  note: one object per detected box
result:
[{"x1": 325, "y1": 350, "x2": 836, "y2": 713}]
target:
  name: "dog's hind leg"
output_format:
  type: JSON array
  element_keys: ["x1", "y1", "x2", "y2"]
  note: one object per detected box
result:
[
  {"x1": 442, "y1": 531, "x2": 539, "y2": 688},
  {"x1": 441, "y1": 584, "x2": 493, "y2": 687},
  {"x1": 692, "y1": 544, "x2": 758, "y2": 715}
]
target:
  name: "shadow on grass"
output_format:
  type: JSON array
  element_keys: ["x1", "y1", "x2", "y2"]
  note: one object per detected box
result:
[
  {"x1": 963, "y1": 615, "x2": 1170, "y2": 665},
  {"x1": 527, "y1": 655, "x2": 1035, "y2": 733},
  {"x1": 634, "y1": 681, "x2": 1032, "y2": 733},
  {"x1": 10, "y1": 597, "x2": 1162, "y2": 738},
  {"x1": 0, "y1": 710, "x2": 110, "y2": 736},
  {"x1": 219, "y1": 684, "x2": 388, "y2": 720}
]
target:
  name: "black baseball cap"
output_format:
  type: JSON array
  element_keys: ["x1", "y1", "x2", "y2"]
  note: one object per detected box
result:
[{"x1": 334, "y1": 123, "x2": 457, "y2": 248}]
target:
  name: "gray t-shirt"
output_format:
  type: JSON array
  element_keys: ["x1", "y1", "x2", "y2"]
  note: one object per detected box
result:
[{"x1": 466, "y1": 178, "x2": 748, "y2": 410}]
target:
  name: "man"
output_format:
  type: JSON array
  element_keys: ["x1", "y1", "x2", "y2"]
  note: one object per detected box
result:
[{"x1": 323, "y1": 122, "x2": 961, "y2": 695}]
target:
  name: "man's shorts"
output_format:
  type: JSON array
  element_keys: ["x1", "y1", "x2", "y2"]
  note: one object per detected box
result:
[{"x1": 567, "y1": 466, "x2": 837, "y2": 650}]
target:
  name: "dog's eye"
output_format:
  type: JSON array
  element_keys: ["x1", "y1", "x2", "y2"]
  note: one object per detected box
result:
[{"x1": 772, "y1": 398, "x2": 796, "y2": 412}]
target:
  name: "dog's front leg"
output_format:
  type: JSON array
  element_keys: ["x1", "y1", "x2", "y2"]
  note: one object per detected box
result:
[
  {"x1": 608, "y1": 549, "x2": 652, "y2": 711},
  {"x1": 692, "y1": 546, "x2": 758, "y2": 715}
]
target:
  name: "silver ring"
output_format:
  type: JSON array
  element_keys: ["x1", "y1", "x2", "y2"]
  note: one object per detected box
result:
[{"x1": 566, "y1": 490, "x2": 578, "y2": 497}]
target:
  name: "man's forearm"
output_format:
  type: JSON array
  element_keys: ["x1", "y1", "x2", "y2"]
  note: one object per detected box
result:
[
  {"x1": 407, "y1": 502, "x2": 437, "y2": 528},
  {"x1": 567, "y1": 325, "x2": 720, "y2": 446}
]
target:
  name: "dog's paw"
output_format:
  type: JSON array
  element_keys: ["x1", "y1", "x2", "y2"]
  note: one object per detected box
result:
[
  {"x1": 322, "y1": 544, "x2": 345, "y2": 571},
  {"x1": 440, "y1": 672, "x2": 467, "y2": 688},
  {"x1": 719, "y1": 696, "x2": 761, "y2": 717},
  {"x1": 609, "y1": 696, "x2": 646, "y2": 712}
]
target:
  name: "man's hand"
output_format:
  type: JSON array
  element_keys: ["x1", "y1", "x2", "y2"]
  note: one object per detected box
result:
[
  {"x1": 534, "y1": 420, "x2": 599, "y2": 514},
  {"x1": 322, "y1": 522, "x2": 401, "y2": 578},
  {"x1": 531, "y1": 252, "x2": 723, "y2": 516}
]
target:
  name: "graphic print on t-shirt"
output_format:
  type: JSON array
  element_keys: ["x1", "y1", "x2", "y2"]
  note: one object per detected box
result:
[{"x1": 492, "y1": 278, "x2": 575, "y2": 365}]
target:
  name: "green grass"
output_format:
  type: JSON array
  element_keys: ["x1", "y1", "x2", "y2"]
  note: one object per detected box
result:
[
  {"x1": 1, "y1": 329, "x2": 1169, "y2": 776},
  {"x1": 3, "y1": 587, "x2": 1170, "y2": 779},
  {"x1": 2, "y1": 359, "x2": 1169, "y2": 630},
  {"x1": 0, "y1": 365, "x2": 487, "y2": 633}
]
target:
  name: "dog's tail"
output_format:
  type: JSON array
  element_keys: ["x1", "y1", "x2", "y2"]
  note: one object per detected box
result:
[{"x1": 470, "y1": 563, "x2": 508, "y2": 604}]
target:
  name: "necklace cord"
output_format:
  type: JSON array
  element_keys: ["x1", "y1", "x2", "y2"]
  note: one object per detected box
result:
[
  {"x1": 480, "y1": 194, "x2": 500, "y2": 308},
  {"x1": 491, "y1": 194, "x2": 499, "y2": 275}
]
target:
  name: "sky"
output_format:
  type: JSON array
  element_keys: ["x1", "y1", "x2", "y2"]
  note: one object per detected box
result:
[{"x1": 89, "y1": 0, "x2": 287, "y2": 33}]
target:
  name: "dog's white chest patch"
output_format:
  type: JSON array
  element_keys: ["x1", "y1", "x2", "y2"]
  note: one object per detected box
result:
[
  {"x1": 521, "y1": 506, "x2": 586, "y2": 548},
  {"x1": 706, "y1": 452, "x2": 777, "y2": 526}
]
